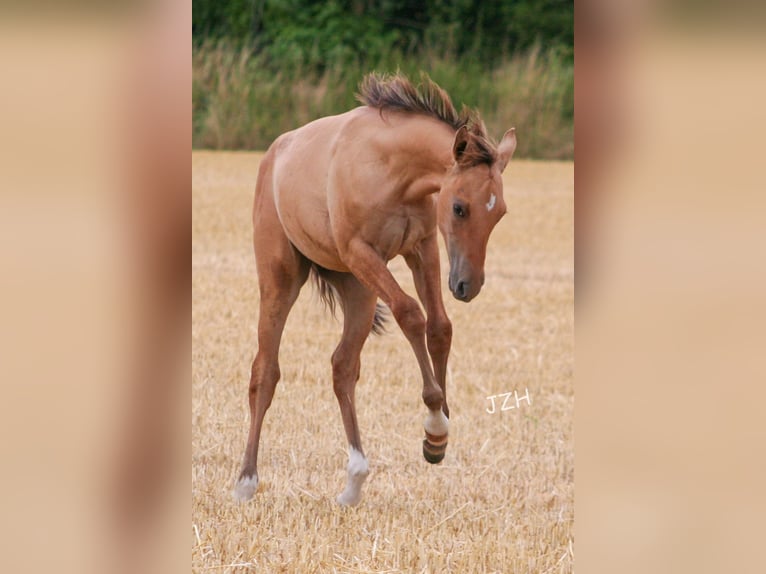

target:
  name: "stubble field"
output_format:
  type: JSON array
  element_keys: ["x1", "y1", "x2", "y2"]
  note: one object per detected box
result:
[{"x1": 192, "y1": 151, "x2": 573, "y2": 573}]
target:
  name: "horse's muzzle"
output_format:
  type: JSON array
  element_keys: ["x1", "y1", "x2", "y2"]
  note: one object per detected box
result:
[
  {"x1": 447, "y1": 246, "x2": 486, "y2": 301},
  {"x1": 451, "y1": 279, "x2": 472, "y2": 301},
  {"x1": 448, "y1": 274, "x2": 482, "y2": 302}
]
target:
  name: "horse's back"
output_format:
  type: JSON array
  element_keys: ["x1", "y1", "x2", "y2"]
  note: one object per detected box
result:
[{"x1": 271, "y1": 107, "x2": 369, "y2": 188}]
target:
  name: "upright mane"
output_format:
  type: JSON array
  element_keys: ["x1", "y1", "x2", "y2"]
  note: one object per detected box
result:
[{"x1": 356, "y1": 72, "x2": 497, "y2": 168}]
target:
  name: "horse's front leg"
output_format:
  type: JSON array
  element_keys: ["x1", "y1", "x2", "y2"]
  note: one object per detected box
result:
[
  {"x1": 406, "y1": 233, "x2": 452, "y2": 463},
  {"x1": 342, "y1": 238, "x2": 448, "y2": 463}
]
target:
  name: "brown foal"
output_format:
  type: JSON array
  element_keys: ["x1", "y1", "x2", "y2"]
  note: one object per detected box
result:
[{"x1": 234, "y1": 73, "x2": 517, "y2": 505}]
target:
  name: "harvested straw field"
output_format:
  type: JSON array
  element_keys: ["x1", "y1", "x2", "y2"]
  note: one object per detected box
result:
[{"x1": 192, "y1": 151, "x2": 573, "y2": 573}]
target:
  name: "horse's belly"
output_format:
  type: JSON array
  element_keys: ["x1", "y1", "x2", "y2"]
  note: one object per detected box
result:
[{"x1": 287, "y1": 226, "x2": 349, "y2": 272}]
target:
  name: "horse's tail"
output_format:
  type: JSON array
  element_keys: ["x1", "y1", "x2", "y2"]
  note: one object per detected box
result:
[
  {"x1": 371, "y1": 302, "x2": 389, "y2": 335},
  {"x1": 309, "y1": 263, "x2": 388, "y2": 335}
]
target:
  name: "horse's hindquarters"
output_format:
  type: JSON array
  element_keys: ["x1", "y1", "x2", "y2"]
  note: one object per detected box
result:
[{"x1": 270, "y1": 117, "x2": 353, "y2": 272}]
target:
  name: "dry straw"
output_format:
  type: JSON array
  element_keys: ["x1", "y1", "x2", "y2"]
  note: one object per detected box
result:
[{"x1": 192, "y1": 152, "x2": 573, "y2": 573}]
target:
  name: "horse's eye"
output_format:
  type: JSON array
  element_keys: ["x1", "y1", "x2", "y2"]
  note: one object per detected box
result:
[{"x1": 453, "y1": 203, "x2": 467, "y2": 218}]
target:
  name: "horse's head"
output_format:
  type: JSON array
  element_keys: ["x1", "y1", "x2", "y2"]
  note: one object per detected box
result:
[{"x1": 437, "y1": 126, "x2": 516, "y2": 302}]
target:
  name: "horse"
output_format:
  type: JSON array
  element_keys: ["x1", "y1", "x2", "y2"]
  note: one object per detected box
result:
[{"x1": 233, "y1": 72, "x2": 516, "y2": 506}]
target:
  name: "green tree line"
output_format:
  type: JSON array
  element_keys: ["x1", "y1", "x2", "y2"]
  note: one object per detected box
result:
[{"x1": 193, "y1": 0, "x2": 572, "y2": 66}]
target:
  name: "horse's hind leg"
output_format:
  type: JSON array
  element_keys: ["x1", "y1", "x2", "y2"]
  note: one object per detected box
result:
[
  {"x1": 233, "y1": 158, "x2": 309, "y2": 501},
  {"x1": 325, "y1": 272, "x2": 377, "y2": 506}
]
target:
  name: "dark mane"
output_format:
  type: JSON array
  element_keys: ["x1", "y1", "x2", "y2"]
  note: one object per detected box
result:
[{"x1": 356, "y1": 72, "x2": 497, "y2": 168}]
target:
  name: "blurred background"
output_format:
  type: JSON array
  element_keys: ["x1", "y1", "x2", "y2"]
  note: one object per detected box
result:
[
  {"x1": 192, "y1": 0, "x2": 573, "y2": 158},
  {"x1": 576, "y1": 2, "x2": 766, "y2": 573},
  {"x1": 0, "y1": 1, "x2": 764, "y2": 573}
]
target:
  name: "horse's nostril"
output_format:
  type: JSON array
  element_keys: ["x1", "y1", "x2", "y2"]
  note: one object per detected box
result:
[{"x1": 456, "y1": 281, "x2": 467, "y2": 299}]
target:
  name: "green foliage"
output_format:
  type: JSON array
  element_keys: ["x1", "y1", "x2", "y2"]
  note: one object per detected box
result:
[
  {"x1": 193, "y1": 0, "x2": 256, "y2": 42},
  {"x1": 192, "y1": 0, "x2": 573, "y2": 158},
  {"x1": 192, "y1": 40, "x2": 573, "y2": 159},
  {"x1": 193, "y1": 1, "x2": 573, "y2": 64},
  {"x1": 261, "y1": 1, "x2": 400, "y2": 70}
]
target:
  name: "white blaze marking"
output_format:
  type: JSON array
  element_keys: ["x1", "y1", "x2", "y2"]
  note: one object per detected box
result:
[
  {"x1": 486, "y1": 193, "x2": 496, "y2": 211},
  {"x1": 337, "y1": 446, "x2": 369, "y2": 506},
  {"x1": 424, "y1": 409, "x2": 449, "y2": 436},
  {"x1": 232, "y1": 474, "x2": 259, "y2": 502}
]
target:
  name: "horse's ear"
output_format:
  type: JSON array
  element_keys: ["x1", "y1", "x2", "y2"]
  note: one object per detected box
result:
[
  {"x1": 496, "y1": 128, "x2": 517, "y2": 173},
  {"x1": 452, "y1": 125, "x2": 470, "y2": 162}
]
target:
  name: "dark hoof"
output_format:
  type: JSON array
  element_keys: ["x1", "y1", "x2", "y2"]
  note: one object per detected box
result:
[{"x1": 422, "y1": 438, "x2": 447, "y2": 464}]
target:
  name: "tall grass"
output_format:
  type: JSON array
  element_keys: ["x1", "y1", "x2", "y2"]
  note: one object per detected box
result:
[{"x1": 193, "y1": 41, "x2": 573, "y2": 160}]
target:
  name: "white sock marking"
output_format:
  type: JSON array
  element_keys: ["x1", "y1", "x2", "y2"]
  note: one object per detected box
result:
[
  {"x1": 486, "y1": 193, "x2": 497, "y2": 212},
  {"x1": 337, "y1": 446, "x2": 369, "y2": 506},
  {"x1": 232, "y1": 474, "x2": 259, "y2": 502},
  {"x1": 347, "y1": 446, "x2": 368, "y2": 475},
  {"x1": 424, "y1": 409, "x2": 449, "y2": 436}
]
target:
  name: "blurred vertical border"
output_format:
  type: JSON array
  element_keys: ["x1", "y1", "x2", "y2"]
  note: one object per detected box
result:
[
  {"x1": 3, "y1": 0, "x2": 765, "y2": 571},
  {"x1": 0, "y1": 1, "x2": 189, "y2": 573},
  {"x1": 577, "y1": 1, "x2": 766, "y2": 573}
]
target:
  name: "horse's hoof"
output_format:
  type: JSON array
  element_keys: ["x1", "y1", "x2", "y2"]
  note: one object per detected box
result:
[
  {"x1": 422, "y1": 436, "x2": 447, "y2": 464},
  {"x1": 337, "y1": 489, "x2": 363, "y2": 506},
  {"x1": 232, "y1": 474, "x2": 259, "y2": 502}
]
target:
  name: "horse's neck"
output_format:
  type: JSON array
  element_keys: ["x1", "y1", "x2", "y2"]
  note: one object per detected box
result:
[{"x1": 384, "y1": 118, "x2": 454, "y2": 199}]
